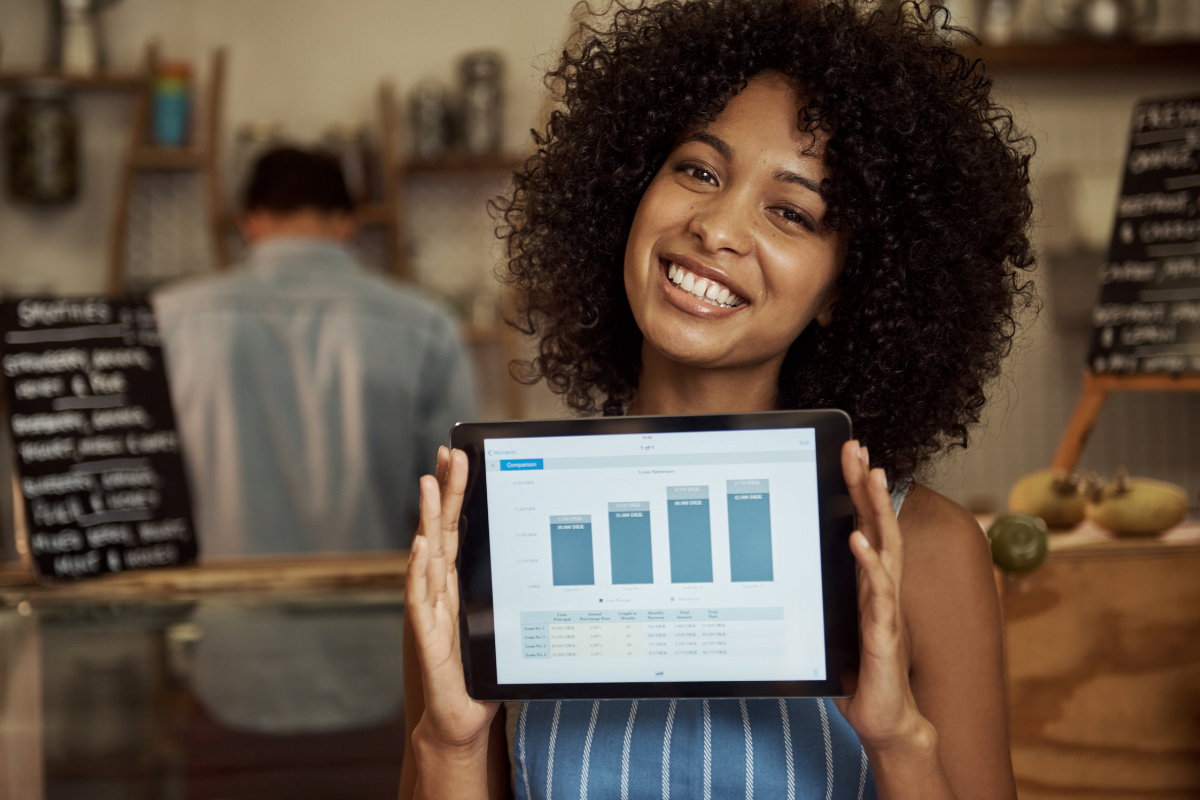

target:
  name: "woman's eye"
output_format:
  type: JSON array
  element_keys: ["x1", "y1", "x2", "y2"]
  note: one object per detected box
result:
[
  {"x1": 776, "y1": 206, "x2": 814, "y2": 231},
  {"x1": 679, "y1": 164, "x2": 717, "y2": 186}
]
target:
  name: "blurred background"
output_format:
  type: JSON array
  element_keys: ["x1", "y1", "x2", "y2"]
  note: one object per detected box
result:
[{"x1": 0, "y1": 1, "x2": 1198, "y2": 798}]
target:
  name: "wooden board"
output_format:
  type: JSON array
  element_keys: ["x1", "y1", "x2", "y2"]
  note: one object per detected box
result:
[
  {"x1": 0, "y1": 612, "x2": 43, "y2": 800},
  {"x1": 1003, "y1": 524, "x2": 1200, "y2": 798}
]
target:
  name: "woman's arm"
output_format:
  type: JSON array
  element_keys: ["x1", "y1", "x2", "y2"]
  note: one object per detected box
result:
[
  {"x1": 400, "y1": 617, "x2": 511, "y2": 800},
  {"x1": 398, "y1": 447, "x2": 510, "y2": 800},
  {"x1": 900, "y1": 485, "x2": 1015, "y2": 798},
  {"x1": 833, "y1": 443, "x2": 1015, "y2": 800}
]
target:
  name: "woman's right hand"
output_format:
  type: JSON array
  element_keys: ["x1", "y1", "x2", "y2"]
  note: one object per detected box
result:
[{"x1": 406, "y1": 446, "x2": 500, "y2": 767}]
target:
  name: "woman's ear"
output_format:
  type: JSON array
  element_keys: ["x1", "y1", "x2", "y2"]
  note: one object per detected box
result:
[
  {"x1": 815, "y1": 290, "x2": 838, "y2": 328},
  {"x1": 816, "y1": 232, "x2": 849, "y2": 328}
]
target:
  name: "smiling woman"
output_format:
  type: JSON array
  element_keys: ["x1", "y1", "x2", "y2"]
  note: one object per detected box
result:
[
  {"x1": 401, "y1": 1, "x2": 1037, "y2": 799},
  {"x1": 497, "y1": 0, "x2": 1036, "y2": 485}
]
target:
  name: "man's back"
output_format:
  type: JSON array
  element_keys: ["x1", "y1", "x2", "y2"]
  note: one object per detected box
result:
[{"x1": 154, "y1": 237, "x2": 475, "y2": 557}]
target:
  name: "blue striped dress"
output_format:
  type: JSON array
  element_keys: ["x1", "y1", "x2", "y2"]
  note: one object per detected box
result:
[
  {"x1": 506, "y1": 697, "x2": 875, "y2": 800},
  {"x1": 503, "y1": 482, "x2": 908, "y2": 800}
]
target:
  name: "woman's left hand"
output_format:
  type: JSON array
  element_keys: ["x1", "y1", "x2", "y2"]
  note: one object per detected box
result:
[{"x1": 833, "y1": 440, "x2": 934, "y2": 755}]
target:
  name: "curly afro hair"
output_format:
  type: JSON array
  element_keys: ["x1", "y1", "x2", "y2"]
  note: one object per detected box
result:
[{"x1": 496, "y1": 0, "x2": 1036, "y2": 481}]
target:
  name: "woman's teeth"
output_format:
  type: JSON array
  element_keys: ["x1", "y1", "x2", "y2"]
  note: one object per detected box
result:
[{"x1": 667, "y1": 262, "x2": 743, "y2": 308}]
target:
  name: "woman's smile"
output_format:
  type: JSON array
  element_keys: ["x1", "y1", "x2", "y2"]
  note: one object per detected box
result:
[{"x1": 658, "y1": 255, "x2": 747, "y2": 318}]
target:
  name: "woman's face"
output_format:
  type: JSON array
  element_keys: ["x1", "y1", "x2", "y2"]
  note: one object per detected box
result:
[{"x1": 623, "y1": 71, "x2": 843, "y2": 373}]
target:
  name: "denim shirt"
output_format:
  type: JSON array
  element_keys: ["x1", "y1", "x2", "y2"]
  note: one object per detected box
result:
[{"x1": 154, "y1": 237, "x2": 476, "y2": 556}]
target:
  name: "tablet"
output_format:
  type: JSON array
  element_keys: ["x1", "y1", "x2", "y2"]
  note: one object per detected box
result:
[{"x1": 450, "y1": 410, "x2": 858, "y2": 701}]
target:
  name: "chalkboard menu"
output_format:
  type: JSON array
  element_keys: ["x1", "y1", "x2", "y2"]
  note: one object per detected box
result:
[
  {"x1": 0, "y1": 298, "x2": 197, "y2": 580},
  {"x1": 1088, "y1": 93, "x2": 1200, "y2": 374}
]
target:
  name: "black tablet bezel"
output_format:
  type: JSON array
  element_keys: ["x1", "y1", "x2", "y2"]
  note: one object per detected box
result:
[{"x1": 450, "y1": 409, "x2": 858, "y2": 701}]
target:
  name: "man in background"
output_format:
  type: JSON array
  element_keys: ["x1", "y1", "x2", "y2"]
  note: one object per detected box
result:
[
  {"x1": 151, "y1": 149, "x2": 474, "y2": 784},
  {"x1": 154, "y1": 146, "x2": 474, "y2": 557}
]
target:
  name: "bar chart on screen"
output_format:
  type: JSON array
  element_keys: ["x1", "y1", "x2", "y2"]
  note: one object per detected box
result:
[
  {"x1": 608, "y1": 501, "x2": 653, "y2": 584},
  {"x1": 728, "y1": 479, "x2": 773, "y2": 582},
  {"x1": 549, "y1": 482, "x2": 776, "y2": 587},
  {"x1": 549, "y1": 515, "x2": 595, "y2": 585}
]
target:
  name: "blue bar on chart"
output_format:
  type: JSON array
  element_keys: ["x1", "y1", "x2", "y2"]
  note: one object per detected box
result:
[
  {"x1": 666, "y1": 486, "x2": 713, "y2": 583},
  {"x1": 550, "y1": 515, "x2": 595, "y2": 586},
  {"x1": 727, "y1": 479, "x2": 773, "y2": 581},
  {"x1": 608, "y1": 501, "x2": 653, "y2": 584}
]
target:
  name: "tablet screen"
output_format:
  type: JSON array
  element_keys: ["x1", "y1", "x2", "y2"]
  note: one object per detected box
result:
[{"x1": 482, "y1": 426, "x2": 826, "y2": 686}]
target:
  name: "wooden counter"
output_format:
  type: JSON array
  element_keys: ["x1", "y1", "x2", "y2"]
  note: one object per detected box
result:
[
  {"x1": 1000, "y1": 520, "x2": 1200, "y2": 799},
  {"x1": 0, "y1": 551, "x2": 409, "y2": 605}
]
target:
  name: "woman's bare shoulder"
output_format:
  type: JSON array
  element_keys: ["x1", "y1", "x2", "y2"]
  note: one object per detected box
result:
[
  {"x1": 897, "y1": 483, "x2": 993, "y2": 593},
  {"x1": 895, "y1": 482, "x2": 1000, "y2": 660}
]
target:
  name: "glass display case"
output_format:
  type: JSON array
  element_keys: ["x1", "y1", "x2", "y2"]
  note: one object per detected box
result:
[{"x1": 0, "y1": 554, "x2": 407, "y2": 800}]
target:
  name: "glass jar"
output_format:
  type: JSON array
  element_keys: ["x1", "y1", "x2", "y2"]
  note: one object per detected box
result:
[
  {"x1": 152, "y1": 61, "x2": 191, "y2": 147},
  {"x1": 458, "y1": 51, "x2": 504, "y2": 156},
  {"x1": 410, "y1": 80, "x2": 452, "y2": 162},
  {"x1": 323, "y1": 120, "x2": 375, "y2": 204},
  {"x1": 4, "y1": 80, "x2": 79, "y2": 205}
]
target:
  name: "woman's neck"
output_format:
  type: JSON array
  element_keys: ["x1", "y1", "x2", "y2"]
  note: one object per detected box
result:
[{"x1": 627, "y1": 343, "x2": 784, "y2": 416}]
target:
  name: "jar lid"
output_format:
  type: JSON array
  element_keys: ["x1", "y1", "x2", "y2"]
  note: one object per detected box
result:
[
  {"x1": 459, "y1": 51, "x2": 503, "y2": 81},
  {"x1": 157, "y1": 61, "x2": 192, "y2": 80}
]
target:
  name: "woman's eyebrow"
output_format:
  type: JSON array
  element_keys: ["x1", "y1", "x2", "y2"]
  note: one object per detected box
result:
[
  {"x1": 773, "y1": 169, "x2": 825, "y2": 199},
  {"x1": 681, "y1": 131, "x2": 732, "y2": 161}
]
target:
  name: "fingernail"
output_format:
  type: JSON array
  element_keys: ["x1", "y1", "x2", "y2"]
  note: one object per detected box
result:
[
  {"x1": 873, "y1": 469, "x2": 887, "y2": 488},
  {"x1": 852, "y1": 440, "x2": 861, "y2": 458},
  {"x1": 860, "y1": 446, "x2": 869, "y2": 465}
]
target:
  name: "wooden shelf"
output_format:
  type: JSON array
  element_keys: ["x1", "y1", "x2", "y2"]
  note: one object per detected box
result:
[
  {"x1": 355, "y1": 203, "x2": 394, "y2": 226},
  {"x1": 0, "y1": 70, "x2": 146, "y2": 90},
  {"x1": 129, "y1": 147, "x2": 207, "y2": 170},
  {"x1": 963, "y1": 41, "x2": 1200, "y2": 71},
  {"x1": 405, "y1": 152, "x2": 527, "y2": 174}
]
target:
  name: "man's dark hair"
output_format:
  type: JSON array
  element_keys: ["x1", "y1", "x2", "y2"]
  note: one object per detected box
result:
[{"x1": 243, "y1": 147, "x2": 354, "y2": 214}]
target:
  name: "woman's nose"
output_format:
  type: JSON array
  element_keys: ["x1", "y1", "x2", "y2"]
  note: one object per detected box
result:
[{"x1": 686, "y1": 191, "x2": 754, "y2": 256}]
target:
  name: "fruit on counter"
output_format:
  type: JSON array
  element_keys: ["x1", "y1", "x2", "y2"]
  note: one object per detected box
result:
[
  {"x1": 1086, "y1": 471, "x2": 1188, "y2": 538},
  {"x1": 987, "y1": 513, "x2": 1049, "y2": 574},
  {"x1": 1008, "y1": 469, "x2": 1086, "y2": 529}
]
